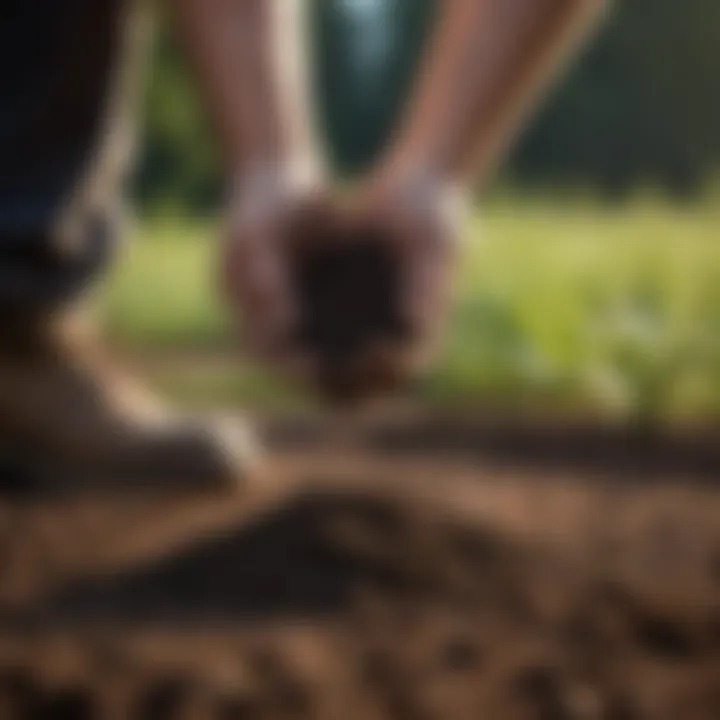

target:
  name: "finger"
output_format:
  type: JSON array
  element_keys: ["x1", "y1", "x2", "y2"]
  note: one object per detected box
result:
[
  {"x1": 245, "y1": 287, "x2": 295, "y2": 360},
  {"x1": 400, "y1": 249, "x2": 446, "y2": 333},
  {"x1": 224, "y1": 245, "x2": 297, "y2": 361},
  {"x1": 219, "y1": 225, "x2": 265, "y2": 311}
]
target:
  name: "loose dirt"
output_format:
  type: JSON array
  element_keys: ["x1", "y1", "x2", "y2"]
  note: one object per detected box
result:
[{"x1": 0, "y1": 416, "x2": 718, "y2": 719}]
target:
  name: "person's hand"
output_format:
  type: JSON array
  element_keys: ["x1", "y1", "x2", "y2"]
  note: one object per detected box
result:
[
  {"x1": 351, "y1": 168, "x2": 469, "y2": 384},
  {"x1": 220, "y1": 163, "x2": 330, "y2": 376}
]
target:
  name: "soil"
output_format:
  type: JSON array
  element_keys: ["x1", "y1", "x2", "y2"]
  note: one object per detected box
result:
[
  {"x1": 0, "y1": 415, "x2": 718, "y2": 719},
  {"x1": 293, "y1": 229, "x2": 408, "y2": 402}
]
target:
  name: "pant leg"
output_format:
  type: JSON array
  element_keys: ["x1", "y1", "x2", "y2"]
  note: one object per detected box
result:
[
  {"x1": 0, "y1": 210, "x2": 115, "y2": 313},
  {"x1": 0, "y1": 1, "x2": 147, "y2": 313}
]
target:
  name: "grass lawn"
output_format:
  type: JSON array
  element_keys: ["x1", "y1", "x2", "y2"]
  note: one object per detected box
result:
[{"x1": 101, "y1": 194, "x2": 720, "y2": 423}]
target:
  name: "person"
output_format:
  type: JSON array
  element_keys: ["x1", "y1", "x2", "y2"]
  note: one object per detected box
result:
[{"x1": 0, "y1": 0, "x2": 603, "y2": 490}]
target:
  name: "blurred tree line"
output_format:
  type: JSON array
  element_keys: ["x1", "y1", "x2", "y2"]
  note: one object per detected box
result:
[{"x1": 134, "y1": 0, "x2": 720, "y2": 210}]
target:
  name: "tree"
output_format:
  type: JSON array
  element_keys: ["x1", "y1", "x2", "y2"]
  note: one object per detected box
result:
[{"x1": 134, "y1": 0, "x2": 720, "y2": 208}]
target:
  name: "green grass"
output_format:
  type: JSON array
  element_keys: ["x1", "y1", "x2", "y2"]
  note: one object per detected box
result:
[{"x1": 101, "y1": 196, "x2": 720, "y2": 422}]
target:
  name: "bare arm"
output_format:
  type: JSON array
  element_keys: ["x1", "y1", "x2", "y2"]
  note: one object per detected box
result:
[
  {"x1": 170, "y1": 0, "x2": 320, "y2": 179},
  {"x1": 169, "y1": 0, "x2": 329, "y2": 366},
  {"x1": 385, "y1": 0, "x2": 606, "y2": 188},
  {"x1": 351, "y1": 0, "x2": 606, "y2": 390}
]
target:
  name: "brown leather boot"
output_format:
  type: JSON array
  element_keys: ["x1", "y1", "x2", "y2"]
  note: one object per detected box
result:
[{"x1": 0, "y1": 309, "x2": 261, "y2": 494}]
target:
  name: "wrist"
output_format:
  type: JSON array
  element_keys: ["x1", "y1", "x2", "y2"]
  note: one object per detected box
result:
[
  {"x1": 228, "y1": 156, "x2": 321, "y2": 204},
  {"x1": 372, "y1": 159, "x2": 471, "y2": 220},
  {"x1": 381, "y1": 124, "x2": 461, "y2": 182}
]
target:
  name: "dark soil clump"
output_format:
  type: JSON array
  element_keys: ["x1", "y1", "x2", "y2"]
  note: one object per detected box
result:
[{"x1": 294, "y1": 232, "x2": 407, "y2": 401}]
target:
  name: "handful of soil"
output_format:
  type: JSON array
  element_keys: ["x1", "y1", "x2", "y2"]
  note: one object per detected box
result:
[{"x1": 292, "y1": 228, "x2": 409, "y2": 402}]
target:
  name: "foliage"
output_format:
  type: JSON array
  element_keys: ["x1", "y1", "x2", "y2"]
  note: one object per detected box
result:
[
  {"x1": 134, "y1": 1, "x2": 720, "y2": 209},
  {"x1": 513, "y1": 0, "x2": 720, "y2": 194},
  {"x1": 103, "y1": 196, "x2": 720, "y2": 423}
]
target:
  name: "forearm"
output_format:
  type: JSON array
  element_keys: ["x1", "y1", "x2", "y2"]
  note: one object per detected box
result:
[
  {"x1": 385, "y1": 0, "x2": 605, "y2": 188},
  {"x1": 171, "y1": 0, "x2": 321, "y2": 177}
]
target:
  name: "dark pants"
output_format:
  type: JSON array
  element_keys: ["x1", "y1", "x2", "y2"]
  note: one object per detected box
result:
[
  {"x1": 0, "y1": 214, "x2": 113, "y2": 313},
  {"x1": 0, "y1": 0, "x2": 134, "y2": 314}
]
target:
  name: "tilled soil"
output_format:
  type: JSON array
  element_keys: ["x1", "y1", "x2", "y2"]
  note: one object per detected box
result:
[{"x1": 0, "y1": 417, "x2": 718, "y2": 719}]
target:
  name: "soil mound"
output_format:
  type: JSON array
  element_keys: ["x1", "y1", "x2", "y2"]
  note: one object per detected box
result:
[{"x1": 0, "y1": 427, "x2": 718, "y2": 718}]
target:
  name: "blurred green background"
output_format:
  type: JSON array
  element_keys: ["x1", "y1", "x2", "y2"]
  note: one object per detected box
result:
[
  {"x1": 135, "y1": 0, "x2": 720, "y2": 206},
  {"x1": 109, "y1": 0, "x2": 720, "y2": 425}
]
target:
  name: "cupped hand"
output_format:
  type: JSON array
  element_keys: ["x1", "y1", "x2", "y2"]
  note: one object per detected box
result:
[
  {"x1": 220, "y1": 164, "x2": 468, "y2": 403},
  {"x1": 349, "y1": 169, "x2": 468, "y2": 387},
  {"x1": 220, "y1": 165, "x2": 332, "y2": 377}
]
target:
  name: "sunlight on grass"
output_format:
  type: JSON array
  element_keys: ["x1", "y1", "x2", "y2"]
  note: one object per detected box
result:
[
  {"x1": 102, "y1": 197, "x2": 720, "y2": 421},
  {"x1": 103, "y1": 217, "x2": 229, "y2": 350}
]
